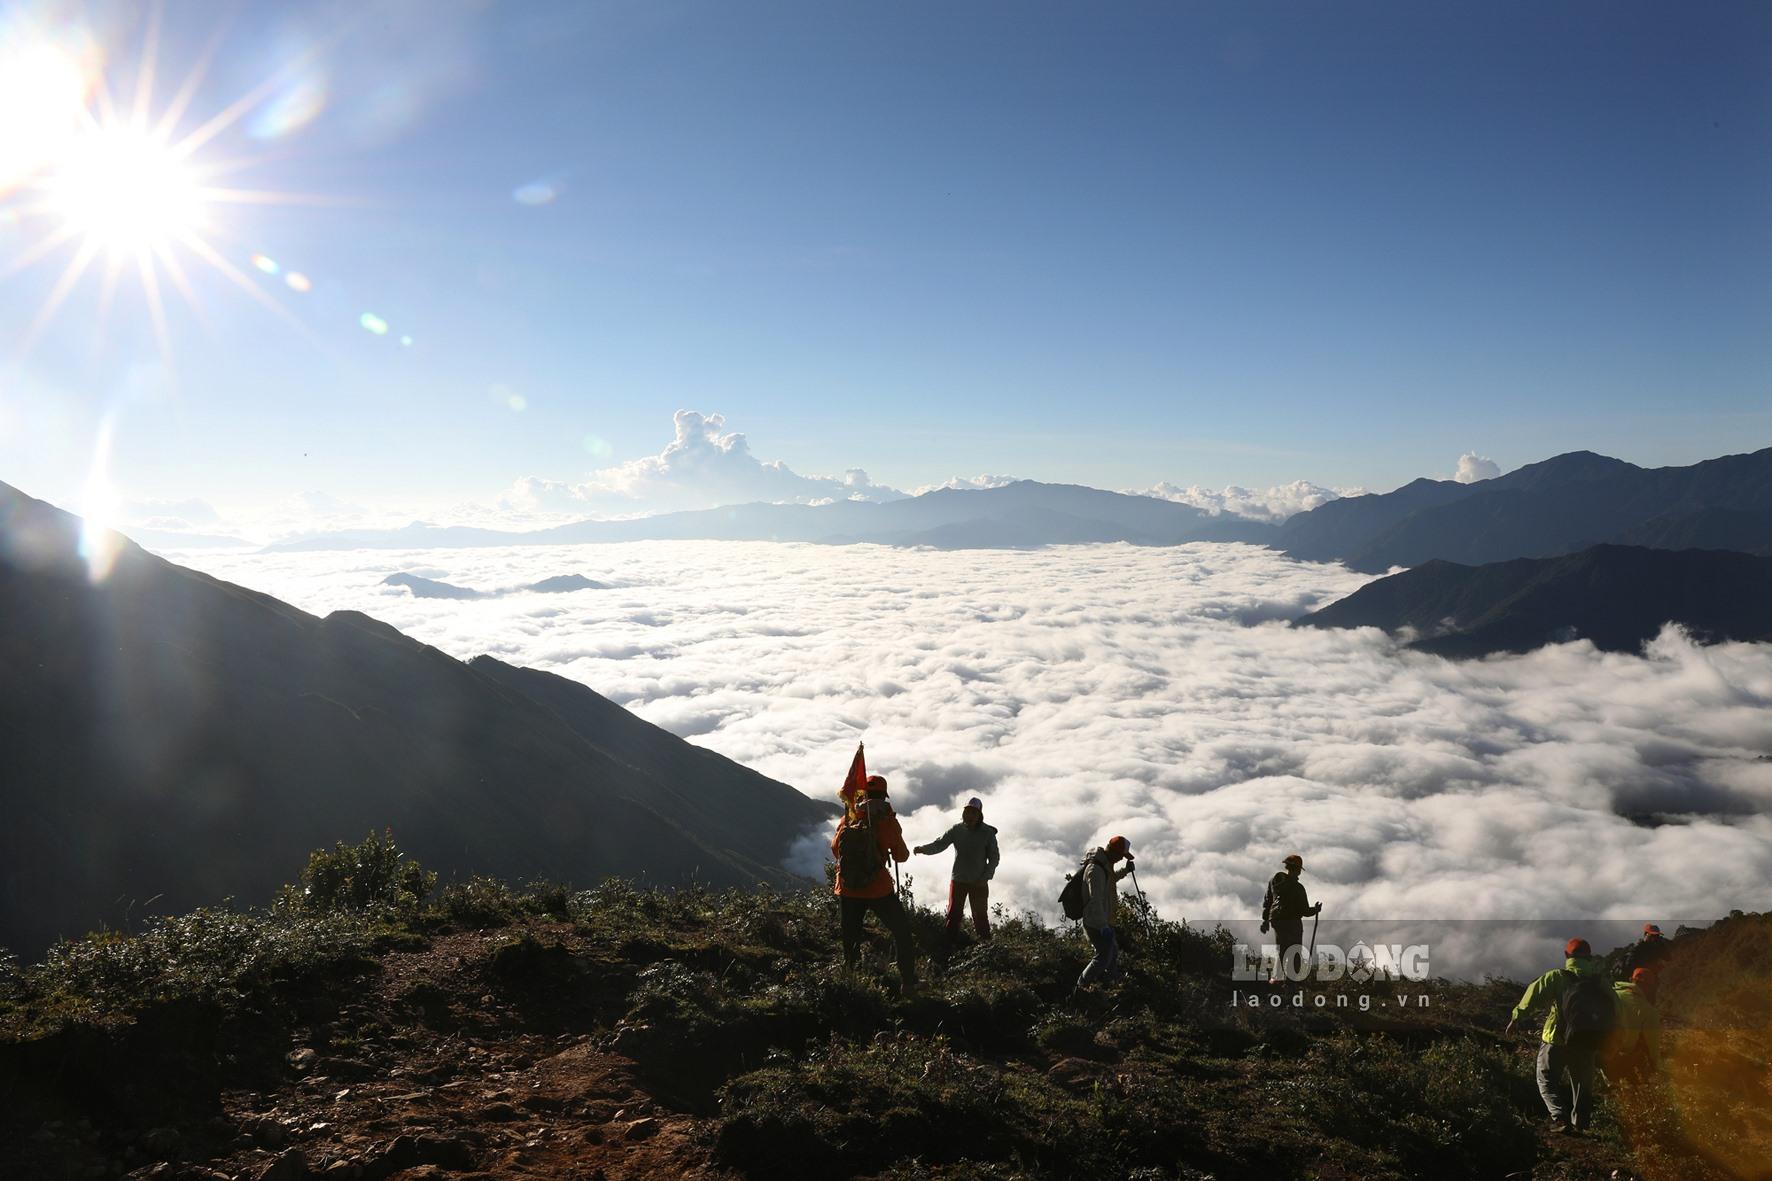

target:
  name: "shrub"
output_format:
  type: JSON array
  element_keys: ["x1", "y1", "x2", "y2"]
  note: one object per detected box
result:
[{"x1": 281, "y1": 829, "x2": 435, "y2": 916}]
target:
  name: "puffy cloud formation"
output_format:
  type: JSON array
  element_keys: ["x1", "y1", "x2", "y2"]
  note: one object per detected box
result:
[
  {"x1": 1454, "y1": 452, "x2": 1502, "y2": 483},
  {"x1": 180, "y1": 541, "x2": 1772, "y2": 975},
  {"x1": 504, "y1": 411, "x2": 909, "y2": 518},
  {"x1": 1139, "y1": 480, "x2": 1362, "y2": 523},
  {"x1": 911, "y1": 474, "x2": 1023, "y2": 494}
]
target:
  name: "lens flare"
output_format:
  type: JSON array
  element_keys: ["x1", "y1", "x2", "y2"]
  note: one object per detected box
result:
[
  {"x1": 249, "y1": 75, "x2": 326, "y2": 140},
  {"x1": 251, "y1": 252, "x2": 280, "y2": 274},
  {"x1": 284, "y1": 271, "x2": 312, "y2": 292},
  {"x1": 512, "y1": 180, "x2": 559, "y2": 206},
  {"x1": 359, "y1": 312, "x2": 389, "y2": 335}
]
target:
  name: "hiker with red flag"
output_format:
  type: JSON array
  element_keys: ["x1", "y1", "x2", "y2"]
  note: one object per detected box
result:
[{"x1": 831, "y1": 744, "x2": 919, "y2": 995}]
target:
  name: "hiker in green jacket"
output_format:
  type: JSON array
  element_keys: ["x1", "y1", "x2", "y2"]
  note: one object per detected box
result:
[
  {"x1": 914, "y1": 796, "x2": 1000, "y2": 941},
  {"x1": 1506, "y1": 938, "x2": 1613, "y2": 1133},
  {"x1": 1260, "y1": 854, "x2": 1321, "y2": 982},
  {"x1": 1607, "y1": 968, "x2": 1665, "y2": 1082}
]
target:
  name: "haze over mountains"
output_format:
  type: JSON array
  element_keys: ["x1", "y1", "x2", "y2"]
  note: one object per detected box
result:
[
  {"x1": 255, "y1": 448, "x2": 1772, "y2": 569},
  {"x1": 0, "y1": 482, "x2": 830, "y2": 957}
]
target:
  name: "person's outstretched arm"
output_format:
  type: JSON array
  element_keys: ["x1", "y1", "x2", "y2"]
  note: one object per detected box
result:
[{"x1": 915, "y1": 825, "x2": 959, "y2": 857}]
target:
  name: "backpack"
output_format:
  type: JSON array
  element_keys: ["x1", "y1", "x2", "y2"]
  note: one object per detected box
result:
[
  {"x1": 1557, "y1": 972, "x2": 1617, "y2": 1045},
  {"x1": 837, "y1": 807, "x2": 885, "y2": 891},
  {"x1": 1059, "y1": 854, "x2": 1098, "y2": 921}
]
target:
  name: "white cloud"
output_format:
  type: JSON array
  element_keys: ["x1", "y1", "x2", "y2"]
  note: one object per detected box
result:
[
  {"x1": 1453, "y1": 451, "x2": 1502, "y2": 483},
  {"x1": 177, "y1": 540, "x2": 1772, "y2": 976},
  {"x1": 1138, "y1": 480, "x2": 1363, "y2": 523},
  {"x1": 502, "y1": 410, "x2": 909, "y2": 518},
  {"x1": 911, "y1": 474, "x2": 1022, "y2": 494}
]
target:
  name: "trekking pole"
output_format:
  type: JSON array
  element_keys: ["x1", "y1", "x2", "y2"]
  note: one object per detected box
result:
[
  {"x1": 1307, "y1": 906, "x2": 1322, "y2": 973},
  {"x1": 1129, "y1": 865, "x2": 1148, "y2": 903}
]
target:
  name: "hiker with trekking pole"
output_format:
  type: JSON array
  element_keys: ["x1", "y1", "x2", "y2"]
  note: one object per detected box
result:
[
  {"x1": 831, "y1": 744, "x2": 919, "y2": 996},
  {"x1": 1259, "y1": 853, "x2": 1321, "y2": 984},
  {"x1": 1061, "y1": 835, "x2": 1136, "y2": 992}
]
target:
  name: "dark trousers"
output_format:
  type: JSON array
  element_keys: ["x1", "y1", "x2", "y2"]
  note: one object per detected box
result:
[
  {"x1": 1537, "y1": 1038, "x2": 1599, "y2": 1126},
  {"x1": 1078, "y1": 924, "x2": 1121, "y2": 987},
  {"x1": 1272, "y1": 919, "x2": 1304, "y2": 979},
  {"x1": 841, "y1": 893, "x2": 917, "y2": 985},
  {"x1": 946, "y1": 880, "x2": 990, "y2": 939}
]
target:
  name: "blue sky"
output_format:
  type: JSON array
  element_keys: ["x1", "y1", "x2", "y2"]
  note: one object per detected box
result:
[{"x1": 3, "y1": 0, "x2": 1769, "y2": 526}]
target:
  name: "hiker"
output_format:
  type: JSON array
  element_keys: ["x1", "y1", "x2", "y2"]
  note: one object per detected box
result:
[
  {"x1": 1607, "y1": 968, "x2": 1665, "y2": 1083},
  {"x1": 1259, "y1": 854, "x2": 1322, "y2": 982},
  {"x1": 1505, "y1": 937, "x2": 1614, "y2": 1133},
  {"x1": 1621, "y1": 923, "x2": 1673, "y2": 1000},
  {"x1": 1074, "y1": 835, "x2": 1135, "y2": 989},
  {"x1": 831, "y1": 774, "x2": 919, "y2": 994},
  {"x1": 914, "y1": 796, "x2": 1000, "y2": 941}
]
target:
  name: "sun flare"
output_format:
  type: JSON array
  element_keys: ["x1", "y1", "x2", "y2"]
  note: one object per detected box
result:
[
  {"x1": 0, "y1": 16, "x2": 324, "y2": 360},
  {"x1": 47, "y1": 123, "x2": 208, "y2": 259}
]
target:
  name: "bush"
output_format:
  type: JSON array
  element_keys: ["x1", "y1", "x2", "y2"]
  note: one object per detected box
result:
[{"x1": 281, "y1": 829, "x2": 435, "y2": 917}]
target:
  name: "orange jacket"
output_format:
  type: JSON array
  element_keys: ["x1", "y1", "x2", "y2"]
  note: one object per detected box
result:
[{"x1": 830, "y1": 805, "x2": 909, "y2": 899}]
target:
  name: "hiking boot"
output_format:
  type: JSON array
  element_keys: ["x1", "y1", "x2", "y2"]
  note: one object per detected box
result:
[{"x1": 1550, "y1": 1118, "x2": 1571, "y2": 1135}]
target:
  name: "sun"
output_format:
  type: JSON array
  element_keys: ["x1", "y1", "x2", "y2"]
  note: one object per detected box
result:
[
  {"x1": 0, "y1": 12, "x2": 325, "y2": 360},
  {"x1": 47, "y1": 123, "x2": 208, "y2": 259}
]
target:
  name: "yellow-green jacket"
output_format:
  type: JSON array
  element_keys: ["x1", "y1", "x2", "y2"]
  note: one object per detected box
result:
[
  {"x1": 1510, "y1": 955, "x2": 1607, "y2": 1044},
  {"x1": 1610, "y1": 980, "x2": 1663, "y2": 1069}
]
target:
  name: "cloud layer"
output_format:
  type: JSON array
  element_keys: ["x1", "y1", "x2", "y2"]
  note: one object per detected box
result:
[{"x1": 178, "y1": 540, "x2": 1772, "y2": 975}]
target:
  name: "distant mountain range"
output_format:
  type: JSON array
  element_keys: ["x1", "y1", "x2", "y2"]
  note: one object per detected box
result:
[
  {"x1": 264, "y1": 481, "x2": 1277, "y2": 552},
  {"x1": 255, "y1": 449, "x2": 1772, "y2": 569},
  {"x1": 381, "y1": 572, "x2": 609, "y2": 600},
  {"x1": 1276, "y1": 448, "x2": 1772, "y2": 572},
  {"x1": 1296, "y1": 544, "x2": 1772, "y2": 657},
  {"x1": 0, "y1": 481, "x2": 831, "y2": 957}
]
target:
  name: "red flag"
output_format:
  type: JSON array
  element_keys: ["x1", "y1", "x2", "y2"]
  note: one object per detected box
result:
[{"x1": 838, "y1": 742, "x2": 867, "y2": 821}]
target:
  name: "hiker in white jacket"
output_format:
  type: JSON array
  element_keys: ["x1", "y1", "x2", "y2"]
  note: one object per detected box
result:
[{"x1": 1076, "y1": 835, "x2": 1134, "y2": 989}]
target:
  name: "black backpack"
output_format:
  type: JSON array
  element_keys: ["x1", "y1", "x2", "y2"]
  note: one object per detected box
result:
[
  {"x1": 1557, "y1": 972, "x2": 1616, "y2": 1044},
  {"x1": 837, "y1": 806, "x2": 886, "y2": 891},
  {"x1": 1059, "y1": 854, "x2": 1098, "y2": 921}
]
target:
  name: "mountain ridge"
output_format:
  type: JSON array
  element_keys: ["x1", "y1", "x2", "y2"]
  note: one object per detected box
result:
[
  {"x1": 1296, "y1": 543, "x2": 1772, "y2": 657},
  {"x1": 0, "y1": 480, "x2": 831, "y2": 957}
]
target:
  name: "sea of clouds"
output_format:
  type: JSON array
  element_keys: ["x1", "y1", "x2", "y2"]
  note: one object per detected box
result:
[{"x1": 172, "y1": 540, "x2": 1772, "y2": 974}]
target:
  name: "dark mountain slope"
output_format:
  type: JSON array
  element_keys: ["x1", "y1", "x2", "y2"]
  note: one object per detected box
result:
[
  {"x1": 1296, "y1": 544, "x2": 1772, "y2": 657},
  {"x1": 1281, "y1": 448, "x2": 1772, "y2": 573},
  {"x1": 0, "y1": 482, "x2": 829, "y2": 956}
]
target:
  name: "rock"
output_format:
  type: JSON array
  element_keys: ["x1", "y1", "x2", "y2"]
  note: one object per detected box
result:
[
  {"x1": 255, "y1": 1120, "x2": 287, "y2": 1148},
  {"x1": 478, "y1": 1103, "x2": 516, "y2": 1122},
  {"x1": 357, "y1": 1135, "x2": 417, "y2": 1181},
  {"x1": 623, "y1": 1118, "x2": 659, "y2": 1142},
  {"x1": 257, "y1": 1150, "x2": 309, "y2": 1181},
  {"x1": 320, "y1": 1161, "x2": 357, "y2": 1178},
  {"x1": 286, "y1": 1049, "x2": 318, "y2": 1074},
  {"x1": 141, "y1": 1127, "x2": 182, "y2": 1159},
  {"x1": 579, "y1": 1126, "x2": 604, "y2": 1145},
  {"x1": 317, "y1": 1058, "x2": 375, "y2": 1080},
  {"x1": 413, "y1": 1135, "x2": 474, "y2": 1171}
]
